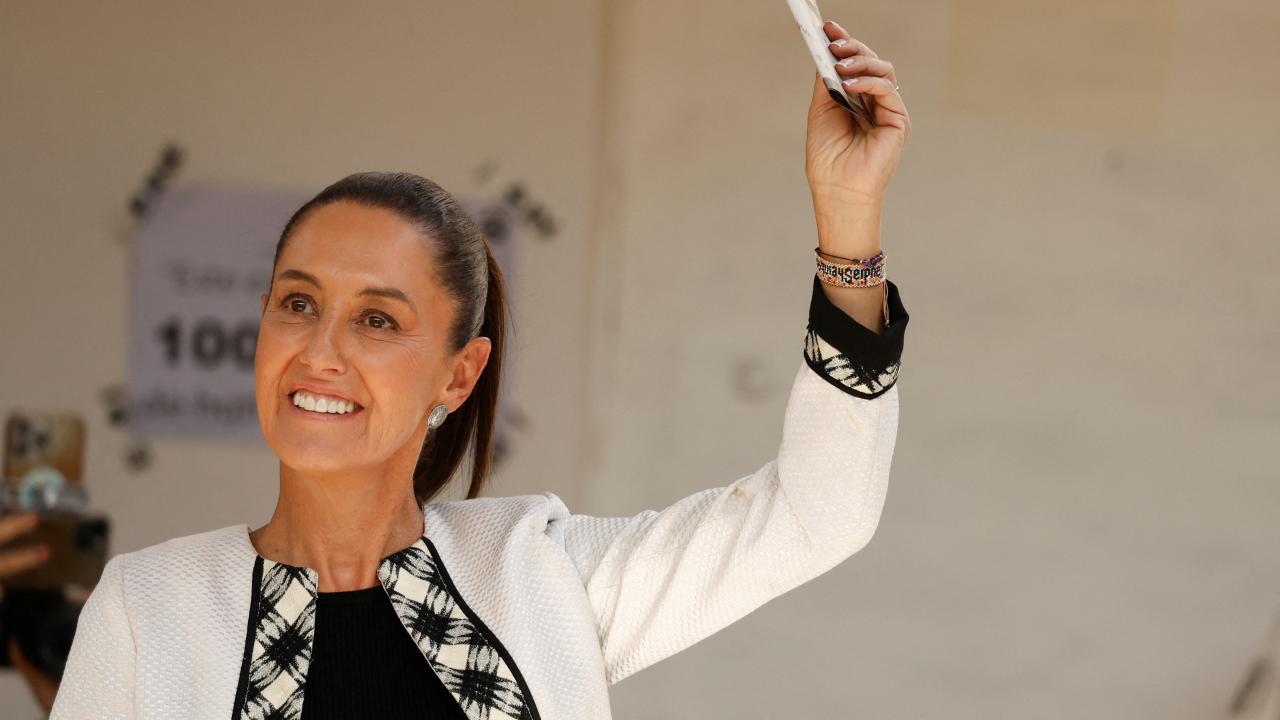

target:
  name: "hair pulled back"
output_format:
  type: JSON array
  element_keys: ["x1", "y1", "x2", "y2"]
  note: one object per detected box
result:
[{"x1": 269, "y1": 171, "x2": 507, "y2": 507}]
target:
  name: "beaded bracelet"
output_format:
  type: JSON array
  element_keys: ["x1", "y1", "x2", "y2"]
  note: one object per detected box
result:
[
  {"x1": 814, "y1": 247, "x2": 891, "y2": 327},
  {"x1": 814, "y1": 248, "x2": 886, "y2": 289}
]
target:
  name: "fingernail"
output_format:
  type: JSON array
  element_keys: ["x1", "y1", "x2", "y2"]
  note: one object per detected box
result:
[
  {"x1": 844, "y1": 77, "x2": 861, "y2": 85},
  {"x1": 831, "y1": 39, "x2": 848, "y2": 47}
]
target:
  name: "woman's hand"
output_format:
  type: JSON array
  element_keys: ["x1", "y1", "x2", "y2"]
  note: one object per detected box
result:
[
  {"x1": 805, "y1": 21, "x2": 910, "y2": 220},
  {"x1": 1, "y1": 512, "x2": 59, "y2": 713},
  {"x1": 0, "y1": 513, "x2": 51, "y2": 580},
  {"x1": 803, "y1": 20, "x2": 910, "y2": 334}
]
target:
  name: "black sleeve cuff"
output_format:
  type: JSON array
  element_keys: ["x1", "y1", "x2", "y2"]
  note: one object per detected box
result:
[{"x1": 803, "y1": 275, "x2": 910, "y2": 399}]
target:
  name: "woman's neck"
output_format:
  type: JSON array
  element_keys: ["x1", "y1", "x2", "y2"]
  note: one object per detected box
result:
[{"x1": 248, "y1": 462, "x2": 425, "y2": 592}]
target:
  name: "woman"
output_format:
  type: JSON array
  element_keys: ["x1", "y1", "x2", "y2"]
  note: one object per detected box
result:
[{"x1": 49, "y1": 20, "x2": 909, "y2": 720}]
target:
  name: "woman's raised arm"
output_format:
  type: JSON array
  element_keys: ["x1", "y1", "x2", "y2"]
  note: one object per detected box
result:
[
  {"x1": 806, "y1": 21, "x2": 909, "y2": 334},
  {"x1": 542, "y1": 21, "x2": 911, "y2": 686},
  {"x1": 544, "y1": 274, "x2": 907, "y2": 685}
]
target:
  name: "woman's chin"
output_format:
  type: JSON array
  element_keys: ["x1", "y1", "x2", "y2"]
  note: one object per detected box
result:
[{"x1": 269, "y1": 435, "x2": 369, "y2": 472}]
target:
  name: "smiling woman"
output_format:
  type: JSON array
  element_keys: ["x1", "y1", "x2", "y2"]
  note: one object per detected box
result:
[
  {"x1": 256, "y1": 174, "x2": 504, "y2": 520},
  {"x1": 49, "y1": 20, "x2": 911, "y2": 720}
]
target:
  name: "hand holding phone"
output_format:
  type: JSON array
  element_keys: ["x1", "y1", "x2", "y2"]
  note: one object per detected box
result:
[{"x1": 1, "y1": 412, "x2": 110, "y2": 684}]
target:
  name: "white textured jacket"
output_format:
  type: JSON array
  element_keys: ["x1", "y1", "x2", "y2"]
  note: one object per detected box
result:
[{"x1": 50, "y1": 277, "x2": 910, "y2": 720}]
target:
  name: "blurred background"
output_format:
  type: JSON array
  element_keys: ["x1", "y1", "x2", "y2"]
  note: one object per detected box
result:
[{"x1": 2, "y1": 0, "x2": 1278, "y2": 718}]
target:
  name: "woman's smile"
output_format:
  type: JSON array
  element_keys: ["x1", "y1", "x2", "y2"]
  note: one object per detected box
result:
[{"x1": 287, "y1": 390, "x2": 365, "y2": 419}]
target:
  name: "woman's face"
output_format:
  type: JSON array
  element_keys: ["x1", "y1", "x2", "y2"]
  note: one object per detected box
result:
[{"x1": 254, "y1": 200, "x2": 490, "y2": 476}]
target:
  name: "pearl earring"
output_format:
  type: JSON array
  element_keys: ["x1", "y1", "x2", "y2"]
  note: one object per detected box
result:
[{"x1": 427, "y1": 403, "x2": 449, "y2": 430}]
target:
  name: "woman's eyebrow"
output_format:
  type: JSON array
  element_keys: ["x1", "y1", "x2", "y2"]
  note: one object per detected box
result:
[
  {"x1": 276, "y1": 268, "x2": 321, "y2": 287},
  {"x1": 359, "y1": 286, "x2": 416, "y2": 312},
  {"x1": 275, "y1": 268, "x2": 417, "y2": 312}
]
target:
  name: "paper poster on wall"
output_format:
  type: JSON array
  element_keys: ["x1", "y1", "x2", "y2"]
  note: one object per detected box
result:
[
  {"x1": 127, "y1": 182, "x2": 523, "y2": 446},
  {"x1": 127, "y1": 184, "x2": 308, "y2": 440}
]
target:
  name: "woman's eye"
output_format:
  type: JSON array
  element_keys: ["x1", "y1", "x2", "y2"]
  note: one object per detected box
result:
[
  {"x1": 282, "y1": 294, "x2": 313, "y2": 314},
  {"x1": 364, "y1": 312, "x2": 398, "y2": 331}
]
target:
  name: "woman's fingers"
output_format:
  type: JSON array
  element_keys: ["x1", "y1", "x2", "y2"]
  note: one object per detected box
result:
[
  {"x1": 818, "y1": 19, "x2": 908, "y2": 132},
  {"x1": 819, "y1": 18, "x2": 901, "y2": 126},
  {"x1": 842, "y1": 75, "x2": 909, "y2": 132},
  {"x1": 0, "y1": 513, "x2": 38, "y2": 544},
  {"x1": 834, "y1": 56, "x2": 897, "y2": 85},
  {"x1": 0, "y1": 544, "x2": 51, "y2": 578},
  {"x1": 0, "y1": 513, "x2": 49, "y2": 579},
  {"x1": 823, "y1": 21, "x2": 879, "y2": 59}
]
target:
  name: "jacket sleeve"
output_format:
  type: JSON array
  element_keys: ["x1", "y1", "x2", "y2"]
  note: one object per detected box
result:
[
  {"x1": 49, "y1": 554, "x2": 136, "y2": 719},
  {"x1": 544, "y1": 277, "x2": 909, "y2": 686}
]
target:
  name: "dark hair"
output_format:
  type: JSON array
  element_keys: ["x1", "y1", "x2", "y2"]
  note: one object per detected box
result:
[{"x1": 269, "y1": 171, "x2": 508, "y2": 507}]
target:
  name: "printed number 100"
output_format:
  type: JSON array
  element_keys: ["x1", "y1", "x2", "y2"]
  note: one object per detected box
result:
[{"x1": 157, "y1": 318, "x2": 257, "y2": 370}]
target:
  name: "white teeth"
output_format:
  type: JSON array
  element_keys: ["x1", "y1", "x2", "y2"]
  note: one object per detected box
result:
[{"x1": 292, "y1": 391, "x2": 356, "y2": 415}]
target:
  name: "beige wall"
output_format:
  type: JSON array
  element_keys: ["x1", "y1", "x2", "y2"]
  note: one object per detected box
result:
[{"x1": 3, "y1": 1, "x2": 1278, "y2": 718}]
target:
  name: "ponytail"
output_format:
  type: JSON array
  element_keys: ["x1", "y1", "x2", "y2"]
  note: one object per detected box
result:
[{"x1": 411, "y1": 243, "x2": 507, "y2": 505}]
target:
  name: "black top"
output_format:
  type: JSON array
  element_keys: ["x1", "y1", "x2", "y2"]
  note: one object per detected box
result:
[{"x1": 300, "y1": 584, "x2": 467, "y2": 719}]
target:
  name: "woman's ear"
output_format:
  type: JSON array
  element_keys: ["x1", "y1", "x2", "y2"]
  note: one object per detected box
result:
[{"x1": 442, "y1": 337, "x2": 492, "y2": 410}]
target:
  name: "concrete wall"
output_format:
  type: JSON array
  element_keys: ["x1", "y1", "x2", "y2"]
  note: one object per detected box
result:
[{"x1": 3, "y1": 1, "x2": 1278, "y2": 718}]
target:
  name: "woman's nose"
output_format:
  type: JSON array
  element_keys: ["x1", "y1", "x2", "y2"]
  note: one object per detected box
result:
[{"x1": 298, "y1": 314, "x2": 348, "y2": 374}]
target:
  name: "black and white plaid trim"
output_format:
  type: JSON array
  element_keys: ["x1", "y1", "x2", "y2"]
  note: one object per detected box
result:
[
  {"x1": 232, "y1": 536, "x2": 539, "y2": 720},
  {"x1": 804, "y1": 328, "x2": 901, "y2": 396},
  {"x1": 378, "y1": 538, "x2": 540, "y2": 720},
  {"x1": 803, "y1": 275, "x2": 909, "y2": 400},
  {"x1": 234, "y1": 557, "x2": 318, "y2": 720}
]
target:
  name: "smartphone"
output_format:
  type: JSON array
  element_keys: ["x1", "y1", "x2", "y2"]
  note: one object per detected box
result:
[
  {"x1": 0, "y1": 511, "x2": 110, "y2": 589},
  {"x1": 1, "y1": 411, "x2": 109, "y2": 678},
  {"x1": 785, "y1": 0, "x2": 876, "y2": 126},
  {"x1": 0, "y1": 509, "x2": 106, "y2": 679},
  {"x1": 2, "y1": 411, "x2": 109, "y2": 588}
]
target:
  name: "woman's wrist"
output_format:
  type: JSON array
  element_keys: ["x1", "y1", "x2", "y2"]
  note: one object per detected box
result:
[
  {"x1": 818, "y1": 279, "x2": 887, "y2": 336},
  {"x1": 813, "y1": 200, "x2": 882, "y2": 260},
  {"x1": 810, "y1": 195, "x2": 888, "y2": 335}
]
